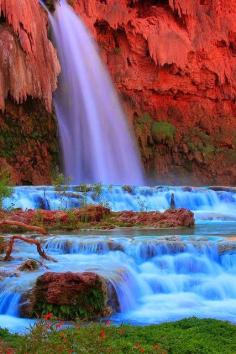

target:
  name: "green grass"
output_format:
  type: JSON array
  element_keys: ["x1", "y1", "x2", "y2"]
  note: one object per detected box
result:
[{"x1": 1, "y1": 318, "x2": 236, "y2": 353}]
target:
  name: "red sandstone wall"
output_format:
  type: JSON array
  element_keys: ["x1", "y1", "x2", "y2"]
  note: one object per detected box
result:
[
  {"x1": 71, "y1": 0, "x2": 236, "y2": 185},
  {"x1": 0, "y1": 0, "x2": 60, "y2": 111},
  {"x1": 1, "y1": 0, "x2": 236, "y2": 185}
]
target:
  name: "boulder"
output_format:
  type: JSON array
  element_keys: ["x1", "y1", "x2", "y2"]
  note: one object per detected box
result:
[{"x1": 21, "y1": 271, "x2": 119, "y2": 321}]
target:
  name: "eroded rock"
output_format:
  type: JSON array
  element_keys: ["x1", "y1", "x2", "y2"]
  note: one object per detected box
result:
[{"x1": 21, "y1": 271, "x2": 119, "y2": 320}]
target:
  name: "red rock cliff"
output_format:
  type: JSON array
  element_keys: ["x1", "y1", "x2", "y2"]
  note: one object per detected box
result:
[
  {"x1": 71, "y1": 0, "x2": 236, "y2": 185},
  {"x1": 0, "y1": 0, "x2": 60, "y2": 111},
  {"x1": 0, "y1": 0, "x2": 60, "y2": 184}
]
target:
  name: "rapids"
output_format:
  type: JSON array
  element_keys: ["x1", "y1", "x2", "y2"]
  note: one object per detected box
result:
[
  {"x1": 1, "y1": 226, "x2": 236, "y2": 333},
  {"x1": 3, "y1": 185, "x2": 236, "y2": 222}
]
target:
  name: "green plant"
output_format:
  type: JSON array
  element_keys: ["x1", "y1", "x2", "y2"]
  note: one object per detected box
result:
[
  {"x1": 122, "y1": 185, "x2": 133, "y2": 193},
  {"x1": 0, "y1": 168, "x2": 13, "y2": 209},
  {"x1": 33, "y1": 282, "x2": 106, "y2": 321},
  {"x1": 151, "y1": 121, "x2": 176, "y2": 143},
  {"x1": 2, "y1": 318, "x2": 236, "y2": 354},
  {"x1": 93, "y1": 183, "x2": 103, "y2": 198}
]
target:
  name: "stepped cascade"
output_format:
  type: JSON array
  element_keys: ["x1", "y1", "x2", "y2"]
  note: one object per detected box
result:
[
  {"x1": 4, "y1": 185, "x2": 236, "y2": 222},
  {"x1": 50, "y1": 0, "x2": 143, "y2": 185},
  {"x1": 1, "y1": 234, "x2": 236, "y2": 332}
]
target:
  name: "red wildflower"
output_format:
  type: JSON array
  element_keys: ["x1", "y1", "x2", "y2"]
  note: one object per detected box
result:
[
  {"x1": 100, "y1": 329, "x2": 106, "y2": 339},
  {"x1": 43, "y1": 312, "x2": 53, "y2": 321}
]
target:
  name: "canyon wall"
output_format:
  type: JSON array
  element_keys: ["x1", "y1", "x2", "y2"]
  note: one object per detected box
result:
[
  {"x1": 73, "y1": 0, "x2": 236, "y2": 185},
  {"x1": 1, "y1": 0, "x2": 236, "y2": 185},
  {"x1": 0, "y1": 0, "x2": 60, "y2": 184}
]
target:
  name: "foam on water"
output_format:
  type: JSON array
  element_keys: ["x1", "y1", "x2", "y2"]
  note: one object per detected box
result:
[
  {"x1": 4, "y1": 185, "x2": 236, "y2": 222},
  {"x1": 1, "y1": 233, "x2": 236, "y2": 332}
]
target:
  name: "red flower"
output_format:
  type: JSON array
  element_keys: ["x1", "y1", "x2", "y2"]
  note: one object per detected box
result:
[
  {"x1": 43, "y1": 312, "x2": 53, "y2": 321},
  {"x1": 100, "y1": 329, "x2": 106, "y2": 339}
]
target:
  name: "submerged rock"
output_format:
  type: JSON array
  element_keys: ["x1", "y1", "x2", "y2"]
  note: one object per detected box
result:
[
  {"x1": 17, "y1": 259, "x2": 40, "y2": 272},
  {"x1": 21, "y1": 271, "x2": 119, "y2": 320}
]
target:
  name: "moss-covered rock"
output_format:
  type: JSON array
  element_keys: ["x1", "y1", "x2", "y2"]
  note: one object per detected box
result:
[{"x1": 21, "y1": 272, "x2": 119, "y2": 321}]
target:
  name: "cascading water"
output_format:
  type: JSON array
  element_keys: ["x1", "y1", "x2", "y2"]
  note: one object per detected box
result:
[
  {"x1": 1, "y1": 233, "x2": 236, "y2": 333},
  {"x1": 49, "y1": 0, "x2": 144, "y2": 185},
  {"x1": 4, "y1": 185, "x2": 236, "y2": 222}
]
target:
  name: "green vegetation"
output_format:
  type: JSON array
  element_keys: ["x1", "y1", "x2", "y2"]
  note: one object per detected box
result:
[
  {"x1": 133, "y1": 113, "x2": 176, "y2": 164},
  {"x1": 0, "y1": 100, "x2": 59, "y2": 183},
  {"x1": 1, "y1": 318, "x2": 236, "y2": 353},
  {"x1": 33, "y1": 284, "x2": 106, "y2": 321},
  {"x1": 151, "y1": 121, "x2": 176, "y2": 143},
  {"x1": 0, "y1": 168, "x2": 13, "y2": 209},
  {"x1": 183, "y1": 128, "x2": 217, "y2": 158}
]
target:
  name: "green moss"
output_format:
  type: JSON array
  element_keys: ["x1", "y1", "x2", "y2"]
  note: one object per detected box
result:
[
  {"x1": 33, "y1": 281, "x2": 106, "y2": 321},
  {"x1": 1, "y1": 318, "x2": 236, "y2": 354},
  {"x1": 151, "y1": 121, "x2": 176, "y2": 143},
  {"x1": 0, "y1": 99, "x2": 59, "y2": 183}
]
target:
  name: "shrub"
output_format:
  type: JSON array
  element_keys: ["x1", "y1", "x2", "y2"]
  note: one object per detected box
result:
[
  {"x1": 0, "y1": 168, "x2": 13, "y2": 209},
  {"x1": 151, "y1": 121, "x2": 176, "y2": 143}
]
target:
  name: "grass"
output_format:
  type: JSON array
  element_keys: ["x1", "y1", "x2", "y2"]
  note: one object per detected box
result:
[{"x1": 0, "y1": 318, "x2": 236, "y2": 353}]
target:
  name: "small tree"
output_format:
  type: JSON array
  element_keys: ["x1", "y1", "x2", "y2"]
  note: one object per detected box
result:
[{"x1": 0, "y1": 168, "x2": 13, "y2": 210}]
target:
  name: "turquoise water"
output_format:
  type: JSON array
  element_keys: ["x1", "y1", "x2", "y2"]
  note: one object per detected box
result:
[
  {"x1": 4, "y1": 185, "x2": 236, "y2": 223},
  {"x1": 1, "y1": 223, "x2": 236, "y2": 333}
]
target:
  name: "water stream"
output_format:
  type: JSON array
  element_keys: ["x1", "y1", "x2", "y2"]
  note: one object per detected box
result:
[
  {"x1": 1, "y1": 225, "x2": 236, "y2": 333},
  {"x1": 4, "y1": 185, "x2": 236, "y2": 222}
]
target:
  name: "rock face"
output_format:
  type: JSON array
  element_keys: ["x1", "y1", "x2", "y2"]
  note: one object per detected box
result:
[
  {"x1": 21, "y1": 271, "x2": 119, "y2": 320},
  {"x1": 1, "y1": 0, "x2": 236, "y2": 184},
  {"x1": 0, "y1": 99, "x2": 59, "y2": 185},
  {"x1": 115, "y1": 208, "x2": 195, "y2": 228},
  {"x1": 71, "y1": 0, "x2": 236, "y2": 185},
  {"x1": 0, "y1": 0, "x2": 60, "y2": 111},
  {"x1": 0, "y1": 0, "x2": 60, "y2": 184}
]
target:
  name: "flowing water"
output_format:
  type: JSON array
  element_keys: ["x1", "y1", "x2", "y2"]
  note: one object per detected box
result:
[
  {"x1": 49, "y1": 0, "x2": 143, "y2": 185},
  {"x1": 1, "y1": 225, "x2": 236, "y2": 333},
  {"x1": 4, "y1": 185, "x2": 236, "y2": 222}
]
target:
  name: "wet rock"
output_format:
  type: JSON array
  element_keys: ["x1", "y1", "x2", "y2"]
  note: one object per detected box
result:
[
  {"x1": 17, "y1": 259, "x2": 40, "y2": 272},
  {"x1": 75, "y1": 205, "x2": 110, "y2": 222},
  {"x1": 122, "y1": 185, "x2": 133, "y2": 194},
  {"x1": 218, "y1": 242, "x2": 236, "y2": 255},
  {"x1": 0, "y1": 237, "x2": 6, "y2": 254},
  {"x1": 115, "y1": 208, "x2": 195, "y2": 228},
  {"x1": 21, "y1": 271, "x2": 119, "y2": 320}
]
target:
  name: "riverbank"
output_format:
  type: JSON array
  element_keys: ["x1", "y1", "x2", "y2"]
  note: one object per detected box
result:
[
  {"x1": 1, "y1": 318, "x2": 236, "y2": 354},
  {"x1": 0, "y1": 206, "x2": 194, "y2": 234}
]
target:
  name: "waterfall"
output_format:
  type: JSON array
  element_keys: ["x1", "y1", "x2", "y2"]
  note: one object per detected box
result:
[
  {"x1": 49, "y1": 0, "x2": 144, "y2": 185},
  {"x1": 1, "y1": 235, "x2": 236, "y2": 332}
]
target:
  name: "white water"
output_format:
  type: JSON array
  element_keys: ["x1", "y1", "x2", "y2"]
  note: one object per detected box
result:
[
  {"x1": 4, "y1": 185, "x2": 236, "y2": 222},
  {"x1": 1, "y1": 232, "x2": 236, "y2": 332},
  {"x1": 50, "y1": 0, "x2": 143, "y2": 185}
]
